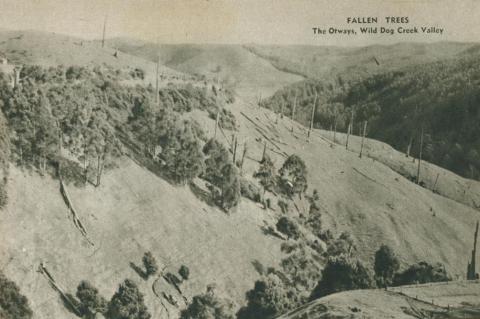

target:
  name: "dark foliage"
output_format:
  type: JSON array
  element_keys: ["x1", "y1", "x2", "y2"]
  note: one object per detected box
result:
[
  {"x1": 142, "y1": 252, "x2": 158, "y2": 278},
  {"x1": 0, "y1": 272, "x2": 32, "y2": 319},
  {"x1": 276, "y1": 217, "x2": 300, "y2": 240},
  {"x1": 374, "y1": 245, "x2": 400, "y2": 287},
  {"x1": 107, "y1": 279, "x2": 151, "y2": 319},
  {"x1": 310, "y1": 256, "x2": 375, "y2": 300},
  {"x1": 76, "y1": 280, "x2": 108, "y2": 317},
  {"x1": 180, "y1": 291, "x2": 235, "y2": 319},
  {"x1": 393, "y1": 261, "x2": 450, "y2": 286},
  {"x1": 179, "y1": 265, "x2": 190, "y2": 281},
  {"x1": 278, "y1": 155, "x2": 308, "y2": 198}
]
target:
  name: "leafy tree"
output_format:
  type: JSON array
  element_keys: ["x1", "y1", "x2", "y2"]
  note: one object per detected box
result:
[
  {"x1": 374, "y1": 245, "x2": 400, "y2": 287},
  {"x1": 180, "y1": 291, "x2": 235, "y2": 319},
  {"x1": 279, "y1": 155, "x2": 307, "y2": 198},
  {"x1": 253, "y1": 154, "x2": 276, "y2": 194},
  {"x1": 237, "y1": 274, "x2": 300, "y2": 319},
  {"x1": 107, "y1": 279, "x2": 151, "y2": 319},
  {"x1": 0, "y1": 272, "x2": 32, "y2": 319},
  {"x1": 310, "y1": 256, "x2": 374, "y2": 300},
  {"x1": 76, "y1": 280, "x2": 108, "y2": 318},
  {"x1": 218, "y1": 163, "x2": 241, "y2": 211},
  {"x1": 326, "y1": 232, "x2": 356, "y2": 258},
  {"x1": 203, "y1": 139, "x2": 230, "y2": 185},
  {"x1": 276, "y1": 217, "x2": 300, "y2": 240},
  {"x1": 142, "y1": 252, "x2": 158, "y2": 278},
  {"x1": 393, "y1": 261, "x2": 450, "y2": 286},
  {"x1": 179, "y1": 265, "x2": 190, "y2": 281}
]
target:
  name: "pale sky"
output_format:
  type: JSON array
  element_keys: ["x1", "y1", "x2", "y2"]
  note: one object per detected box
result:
[{"x1": 0, "y1": 0, "x2": 479, "y2": 46}]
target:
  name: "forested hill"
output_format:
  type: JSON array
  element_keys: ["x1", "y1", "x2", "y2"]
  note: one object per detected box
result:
[{"x1": 260, "y1": 53, "x2": 480, "y2": 180}]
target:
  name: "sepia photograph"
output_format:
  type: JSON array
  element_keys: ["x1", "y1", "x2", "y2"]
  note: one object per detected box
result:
[{"x1": 0, "y1": 0, "x2": 479, "y2": 318}]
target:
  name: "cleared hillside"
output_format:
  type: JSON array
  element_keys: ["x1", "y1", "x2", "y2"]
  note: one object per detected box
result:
[{"x1": 278, "y1": 281, "x2": 480, "y2": 319}]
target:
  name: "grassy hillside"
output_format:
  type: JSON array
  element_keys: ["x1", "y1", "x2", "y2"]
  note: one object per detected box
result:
[
  {"x1": 278, "y1": 281, "x2": 480, "y2": 319},
  {"x1": 260, "y1": 53, "x2": 480, "y2": 181}
]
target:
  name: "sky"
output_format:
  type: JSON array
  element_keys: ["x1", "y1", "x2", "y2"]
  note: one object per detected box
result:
[{"x1": 0, "y1": 0, "x2": 479, "y2": 46}]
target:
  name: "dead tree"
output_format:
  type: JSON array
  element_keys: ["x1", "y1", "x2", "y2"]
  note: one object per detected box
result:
[
  {"x1": 262, "y1": 141, "x2": 267, "y2": 161},
  {"x1": 467, "y1": 221, "x2": 479, "y2": 280},
  {"x1": 232, "y1": 135, "x2": 238, "y2": 163},
  {"x1": 307, "y1": 91, "x2": 318, "y2": 141},
  {"x1": 333, "y1": 104, "x2": 338, "y2": 143},
  {"x1": 291, "y1": 90, "x2": 297, "y2": 132},
  {"x1": 359, "y1": 121, "x2": 368, "y2": 158},
  {"x1": 101, "y1": 14, "x2": 107, "y2": 48},
  {"x1": 240, "y1": 142, "x2": 247, "y2": 175},
  {"x1": 416, "y1": 127, "x2": 424, "y2": 185},
  {"x1": 345, "y1": 123, "x2": 351, "y2": 150},
  {"x1": 214, "y1": 110, "x2": 219, "y2": 139}
]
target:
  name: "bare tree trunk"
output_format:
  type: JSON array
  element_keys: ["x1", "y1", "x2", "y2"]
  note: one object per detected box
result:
[
  {"x1": 291, "y1": 91, "x2": 297, "y2": 132},
  {"x1": 214, "y1": 110, "x2": 219, "y2": 139},
  {"x1": 240, "y1": 142, "x2": 247, "y2": 175},
  {"x1": 416, "y1": 127, "x2": 424, "y2": 185},
  {"x1": 359, "y1": 121, "x2": 368, "y2": 158},
  {"x1": 346, "y1": 123, "x2": 351, "y2": 150},
  {"x1": 307, "y1": 92, "x2": 318, "y2": 141}
]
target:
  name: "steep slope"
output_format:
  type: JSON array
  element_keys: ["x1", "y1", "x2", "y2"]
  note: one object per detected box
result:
[
  {"x1": 0, "y1": 160, "x2": 283, "y2": 318},
  {"x1": 226, "y1": 93, "x2": 479, "y2": 278}
]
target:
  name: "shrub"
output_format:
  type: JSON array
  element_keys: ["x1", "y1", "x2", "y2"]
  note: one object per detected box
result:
[
  {"x1": 142, "y1": 252, "x2": 158, "y2": 278},
  {"x1": 237, "y1": 274, "x2": 301, "y2": 319},
  {"x1": 179, "y1": 265, "x2": 190, "y2": 281},
  {"x1": 180, "y1": 291, "x2": 235, "y2": 319},
  {"x1": 393, "y1": 261, "x2": 450, "y2": 286},
  {"x1": 107, "y1": 279, "x2": 151, "y2": 319},
  {"x1": 326, "y1": 232, "x2": 356, "y2": 258},
  {"x1": 374, "y1": 245, "x2": 400, "y2": 287},
  {"x1": 310, "y1": 256, "x2": 374, "y2": 300},
  {"x1": 253, "y1": 154, "x2": 276, "y2": 194},
  {"x1": 276, "y1": 217, "x2": 300, "y2": 240},
  {"x1": 0, "y1": 182, "x2": 7, "y2": 209},
  {"x1": 0, "y1": 272, "x2": 32, "y2": 319},
  {"x1": 240, "y1": 178, "x2": 262, "y2": 203},
  {"x1": 278, "y1": 155, "x2": 307, "y2": 198},
  {"x1": 76, "y1": 280, "x2": 108, "y2": 317}
]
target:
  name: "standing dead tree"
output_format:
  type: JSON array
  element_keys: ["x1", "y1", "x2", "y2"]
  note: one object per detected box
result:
[
  {"x1": 359, "y1": 121, "x2": 368, "y2": 158},
  {"x1": 416, "y1": 126, "x2": 424, "y2": 185},
  {"x1": 307, "y1": 91, "x2": 318, "y2": 141},
  {"x1": 467, "y1": 221, "x2": 479, "y2": 280}
]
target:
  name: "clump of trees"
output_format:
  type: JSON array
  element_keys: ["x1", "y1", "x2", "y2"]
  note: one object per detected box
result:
[
  {"x1": 142, "y1": 251, "x2": 158, "y2": 279},
  {"x1": 278, "y1": 155, "x2": 308, "y2": 198},
  {"x1": 107, "y1": 279, "x2": 151, "y2": 319},
  {"x1": 181, "y1": 290, "x2": 235, "y2": 319},
  {"x1": 393, "y1": 261, "x2": 450, "y2": 286},
  {"x1": 237, "y1": 273, "x2": 300, "y2": 319},
  {"x1": 254, "y1": 154, "x2": 276, "y2": 195},
  {"x1": 374, "y1": 244, "x2": 400, "y2": 287},
  {"x1": 276, "y1": 217, "x2": 300, "y2": 240},
  {"x1": 75, "y1": 281, "x2": 108, "y2": 318},
  {"x1": 310, "y1": 256, "x2": 375, "y2": 300},
  {"x1": 202, "y1": 139, "x2": 241, "y2": 211},
  {"x1": 0, "y1": 272, "x2": 32, "y2": 319}
]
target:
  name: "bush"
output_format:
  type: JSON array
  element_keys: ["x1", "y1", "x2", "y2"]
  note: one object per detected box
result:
[
  {"x1": 393, "y1": 261, "x2": 450, "y2": 286},
  {"x1": 310, "y1": 256, "x2": 374, "y2": 300},
  {"x1": 237, "y1": 274, "x2": 301, "y2": 319},
  {"x1": 374, "y1": 245, "x2": 400, "y2": 287},
  {"x1": 276, "y1": 217, "x2": 300, "y2": 240},
  {"x1": 180, "y1": 291, "x2": 235, "y2": 319},
  {"x1": 240, "y1": 178, "x2": 262, "y2": 203},
  {"x1": 278, "y1": 155, "x2": 307, "y2": 198},
  {"x1": 76, "y1": 281, "x2": 107, "y2": 317},
  {"x1": 253, "y1": 154, "x2": 276, "y2": 194},
  {"x1": 142, "y1": 252, "x2": 158, "y2": 278},
  {"x1": 0, "y1": 272, "x2": 32, "y2": 319},
  {"x1": 179, "y1": 265, "x2": 190, "y2": 281},
  {"x1": 0, "y1": 182, "x2": 7, "y2": 209},
  {"x1": 107, "y1": 279, "x2": 151, "y2": 319}
]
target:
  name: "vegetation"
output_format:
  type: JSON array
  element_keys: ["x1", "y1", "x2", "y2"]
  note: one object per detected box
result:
[
  {"x1": 75, "y1": 281, "x2": 108, "y2": 318},
  {"x1": 310, "y1": 256, "x2": 375, "y2": 300},
  {"x1": 179, "y1": 265, "x2": 190, "y2": 281},
  {"x1": 374, "y1": 245, "x2": 400, "y2": 287},
  {"x1": 276, "y1": 217, "x2": 300, "y2": 240},
  {"x1": 142, "y1": 251, "x2": 158, "y2": 278},
  {"x1": 393, "y1": 261, "x2": 450, "y2": 286},
  {"x1": 237, "y1": 273, "x2": 300, "y2": 319},
  {"x1": 0, "y1": 110, "x2": 9, "y2": 208},
  {"x1": 253, "y1": 154, "x2": 276, "y2": 194},
  {"x1": 261, "y1": 55, "x2": 480, "y2": 180},
  {"x1": 107, "y1": 279, "x2": 151, "y2": 319},
  {"x1": 0, "y1": 272, "x2": 32, "y2": 319},
  {"x1": 180, "y1": 291, "x2": 235, "y2": 319},
  {"x1": 278, "y1": 155, "x2": 308, "y2": 198}
]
